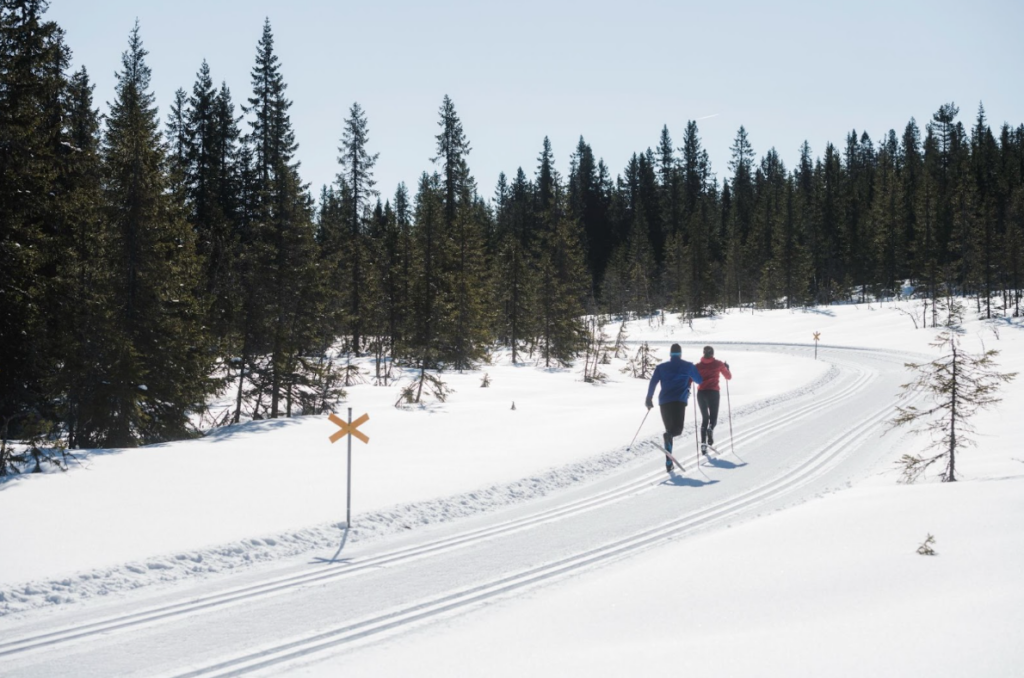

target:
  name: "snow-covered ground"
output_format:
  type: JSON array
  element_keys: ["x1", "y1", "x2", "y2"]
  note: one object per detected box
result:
[{"x1": 1, "y1": 298, "x2": 1022, "y2": 677}]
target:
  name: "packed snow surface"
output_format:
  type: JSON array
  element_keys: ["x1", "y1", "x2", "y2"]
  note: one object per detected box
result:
[{"x1": 1, "y1": 300, "x2": 1021, "y2": 678}]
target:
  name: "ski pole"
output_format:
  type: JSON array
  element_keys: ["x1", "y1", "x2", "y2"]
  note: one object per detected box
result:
[
  {"x1": 726, "y1": 378, "x2": 735, "y2": 458},
  {"x1": 692, "y1": 384, "x2": 699, "y2": 461},
  {"x1": 694, "y1": 384, "x2": 711, "y2": 478},
  {"x1": 627, "y1": 408, "x2": 651, "y2": 450}
]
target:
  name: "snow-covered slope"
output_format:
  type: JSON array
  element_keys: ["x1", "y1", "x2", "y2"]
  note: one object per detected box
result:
[{"x1": 1, "y1": 299, "x2": 1021, "y2": 678}]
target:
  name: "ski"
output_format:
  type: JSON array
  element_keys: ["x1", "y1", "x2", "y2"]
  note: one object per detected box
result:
[{"x1": 661, "y1": 446, "x2": 686, "y2": 474}]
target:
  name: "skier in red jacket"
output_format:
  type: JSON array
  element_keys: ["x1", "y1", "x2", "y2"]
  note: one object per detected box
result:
[{"x1": 695, "y1": 345, "x2": 732, "y2": 455}]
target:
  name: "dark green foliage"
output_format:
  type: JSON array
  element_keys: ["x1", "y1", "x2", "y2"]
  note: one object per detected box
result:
[
  {"x1": 3, "y1": 0, "x2": 1024, "y2": 463},
  {"x1": 239, "y1": 19, "x2": 322, "y2": 419},
  {"x1": 99, "y1": 23, "x2": 214, "y2": 445},
  {"x1": 0, "y1": 0, "x2": 68, "y2": 464},
  {"x1": 429, "y1": 95, "x2": 491, "y2": 370},
  {"x1": 335, "y1": 101, "x2": 378, "y2": 354},
  {"x1": 492, "y1": 169, "x2": 537, "y2": 363}
]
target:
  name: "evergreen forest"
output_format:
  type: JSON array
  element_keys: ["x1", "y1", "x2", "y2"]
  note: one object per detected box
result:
[{"x1": 3, "y1": 3, "x2": 1023, "y2": 464}]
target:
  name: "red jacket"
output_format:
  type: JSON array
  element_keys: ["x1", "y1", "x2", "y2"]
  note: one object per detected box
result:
[{"x1": 696, "y1": 357, "x2": 732, "y2": 391}]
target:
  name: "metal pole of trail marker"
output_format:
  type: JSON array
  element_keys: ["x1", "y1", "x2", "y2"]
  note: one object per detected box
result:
[
  {"x1": 346, "y1": 408, "x2": 353, "y2": 527},
  {"x1": 328, "y1": 409, "x2": 369, "y2": 527}
]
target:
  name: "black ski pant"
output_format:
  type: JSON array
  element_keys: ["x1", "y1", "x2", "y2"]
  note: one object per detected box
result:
[
  {"x1": 697, "y1": 390, "x2": 720, "y2": 445},
  {"x1": 660, "y1": 401, "x2": 686, "y2": 439}
]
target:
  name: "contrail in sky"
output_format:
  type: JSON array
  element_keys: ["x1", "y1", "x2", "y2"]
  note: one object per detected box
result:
[{"x1": 695, "y1": 113, "x2": 721, "y2": 121}]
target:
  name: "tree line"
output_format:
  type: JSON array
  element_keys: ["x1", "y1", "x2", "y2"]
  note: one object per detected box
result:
[{"x1": 3, "y1": 2, "x2": 1023, "y2": 465}]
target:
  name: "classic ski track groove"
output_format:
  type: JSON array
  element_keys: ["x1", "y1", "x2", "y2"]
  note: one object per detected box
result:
[
  {"x1": 0, "y1": 346, "x2": 898, "y2": 665},
  {"x1": 160, "y1": 364, "x2": 913, "y2": 677}
]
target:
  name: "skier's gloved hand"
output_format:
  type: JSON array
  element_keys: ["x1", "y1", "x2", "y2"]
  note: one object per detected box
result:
[
  {"x1": 645, "y1": 397, "x2": 653, "y2": 410},
  {"x1": 724, "y1": 362, "x2": 730, "y2": 370}
]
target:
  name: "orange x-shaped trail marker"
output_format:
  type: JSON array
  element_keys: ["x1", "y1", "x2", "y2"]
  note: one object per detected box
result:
[{"x1": 329, "y1": 412, "x2": 369, "y2": 444}]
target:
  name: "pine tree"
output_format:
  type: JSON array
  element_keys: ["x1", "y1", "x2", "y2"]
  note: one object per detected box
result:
[
  {"x1": 970, "y1": 103, "x2": 999, "y2": 317},
  {"x1": 657, "y1": 124, "x2": 682, "y2": 242},
  {"x1": 533, "y1": 144, "x2": 587, "y2": 366},
  {"x1": 679, "y1": 122, "x2": 717, "y2": 315},
  {"x1": 0, "y1": 0, "x2": 69, "y2": 461},
  {"x1": 101, "y1": 22, "x2": 213, "y2": 445},
  {"x1": 775, "y1": 174, "x2": 810, "y2": 307},
  {"x1": 604, "y1": 201, "x2": 656, "y2": 318},
  {"x1": 900, "y1": 119, "x2": 923, "y2": 287},
  {"x1": 841, "y1": 130, "x2": 877, "y2": 300},
  {"x1": 817, "y1": 143, "x2": 845, "y2": 303},
  {"x1": 409, "y1": 171, "x2": 446, "y2": 367},
  {"x1": 795, "y1": 142, "x2": 820, "y2": 302},
  {"x1": 187, "y1": 67, "x2": 242, "y2": 343},
  {"x1": 53, "y1": 66, "x2": 115, "y2": 448},
  {"x1": 493, "y1": 169, "x2": 537, "y2": 363},
  {"x1": 891, "y1": 298, "x2": 1017, "y2": 482},
  {"x1": 432, "y1": 95, "x2": 489, "y2": 369},
  {"x1": 567, "y1": 136, "x2": 611, "y2": 293},
  {"x1": 871, "y1": 130, "x2": 905, "y2": 296},
  {"x1": 165, "y1": 87, "x2": 188, "y2": 201},
  {"x1": 751, "y1": 148, "x2": 787, "y2": 308},
  {"x1": 336, "y1": 101, "x2": 379, "y2": 353},
  {"x1": 726, "y1": 126, "x2": 755, "y2": 306},
  {"x1": 241, "y1": 18, "x2": 319, "y2": 418}
]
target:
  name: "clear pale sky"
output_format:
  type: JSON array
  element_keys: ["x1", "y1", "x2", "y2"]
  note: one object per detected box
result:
[{"x1": 48, "y1": 0, "x2": 1024, "y2": 203}]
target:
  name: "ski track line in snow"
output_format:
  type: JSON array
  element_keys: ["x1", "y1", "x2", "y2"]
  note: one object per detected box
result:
[
  {"x1": 155, "y1": 361, "x2": 917, "y2": 678},
  {"x1": 0, "y1": 347, "x2": 892, "y2": 663}
]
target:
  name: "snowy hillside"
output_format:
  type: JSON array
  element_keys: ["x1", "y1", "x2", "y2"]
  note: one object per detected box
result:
[{"x1": 1, "y1": 299, "x2": 1022, "y2": 678}]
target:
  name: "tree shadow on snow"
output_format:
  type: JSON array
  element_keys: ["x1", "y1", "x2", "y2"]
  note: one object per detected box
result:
[
  {"x1": 198, "y1": 417, "x2": 304, "y2": 442},
  {"x1": 795, "y1": 306, "x2": 837, "y2": 317}
]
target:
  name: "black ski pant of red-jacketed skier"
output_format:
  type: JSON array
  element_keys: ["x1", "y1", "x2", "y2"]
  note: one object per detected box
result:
[{"x1": 697, "y1": 390, "x2": 721, "y2": 445}]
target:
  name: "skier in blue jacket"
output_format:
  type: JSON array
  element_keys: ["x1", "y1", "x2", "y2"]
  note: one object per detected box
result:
[{"x1": 646, "y1": 343, "x2": 703, "y2": 472}]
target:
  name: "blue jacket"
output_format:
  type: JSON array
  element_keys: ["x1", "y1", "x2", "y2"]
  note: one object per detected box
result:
[{"x1": 646, "y1": 356, "x2": 703, "y2": 405}]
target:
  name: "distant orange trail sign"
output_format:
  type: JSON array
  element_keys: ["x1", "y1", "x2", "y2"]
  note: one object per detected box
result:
[{"x1": 329, "y1": 412, "x2": 369, "y2": 444}]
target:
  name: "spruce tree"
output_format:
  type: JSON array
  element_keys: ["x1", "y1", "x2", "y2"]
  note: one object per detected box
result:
[
  {"x1": 241, "y1": 18, "x2": 319, "y2": 418},
  {"x1": 0, "y1": 0, "x2": 68, "y2": 459},
  {"x1": 900, "y1": 119, "x2": 923, "y2": 286},
  {"x1": 726, "y1": 126, "x2": 755, "y2": 306},
  {"x1": 891, "y1": 299, "x2": 1017, "y2": 482},
  {"x1": 432, "y1": 95, "x2": 489, "y2": 369},
  {"x1": 871, "y1": 130, "x2": 905, "y2": 297},
  {"x1": 970, "y1": 103, "x2": 999, "y2": 317},
  {"x1": 336, "y1": 102, "x2": 379, "y2": 353},
  {"x1": 54, "y1": 66, "x2": 115, "y2": 448},
  {"x1": 817, "y1": 143, "x2": 845, "y2": 303},
  {"x1": 796, "y1": 141, "x2": 821, "y2": 302},
  {"x1": 101, "y1": 22, "x2": 212, "y2": 445},
  {"x1": 187, "y1": 67, "x2": 242, "y2": 343},
  {"x1": 680, "y1": 123, "x2": 716, "y2": 315},
  {"x1": 657, "y1": 125, "x2": 682, "y2": 242},
  {"x1": 751, "y1": 149, "x2": 787, "y2": 307},
  {"x1": 409, "y1": 171, "x2": 446, "y2": 368},
  {"x1": 493, "y1": 169, "x2": 537, "y2": 363},
  {"x1": 533, "y1": 140, "x2": 586, "y2": 366},
  {"x1": 567, "y1": 136, "x2": 612, "y2": 292}
]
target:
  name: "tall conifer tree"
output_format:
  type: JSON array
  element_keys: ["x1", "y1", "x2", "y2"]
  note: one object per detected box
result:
[{"x1": 101, "y1": 22, "x2": 212, "y2": 445}]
